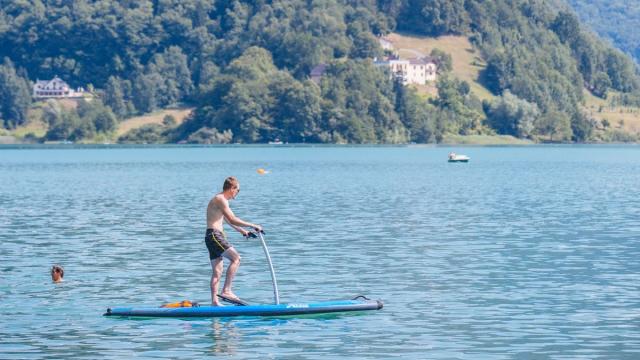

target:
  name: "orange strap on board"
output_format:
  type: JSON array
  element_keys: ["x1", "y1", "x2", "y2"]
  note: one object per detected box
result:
[{"x1": 160, "y1": 300, "x2": 196, "y2": 308}]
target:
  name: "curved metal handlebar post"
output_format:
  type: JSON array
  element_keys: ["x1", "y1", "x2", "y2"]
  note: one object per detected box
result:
[{"x1": 257, "y1": 231, "x2": 280, "y2": 304}]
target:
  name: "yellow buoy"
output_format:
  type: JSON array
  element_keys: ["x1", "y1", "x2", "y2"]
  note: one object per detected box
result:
[{"x1": 257, "y1": 168, "x2": 266, "y2": 175}]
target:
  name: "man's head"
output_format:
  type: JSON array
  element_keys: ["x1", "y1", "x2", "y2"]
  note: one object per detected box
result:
[
  {"x1": 51, "y1": 265, "x2": 64, "y2": 283},
  {"x1": 222, "y1": 176, "x2": 240, "y2": 199}
]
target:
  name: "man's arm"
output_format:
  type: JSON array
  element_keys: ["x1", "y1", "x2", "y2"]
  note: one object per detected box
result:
[
  {"x1": 225, "y1": 218, "x2": 249, "y2": 236},
  {"x1": 216, "y1": 196, "x2": 261, "y2": 231}
]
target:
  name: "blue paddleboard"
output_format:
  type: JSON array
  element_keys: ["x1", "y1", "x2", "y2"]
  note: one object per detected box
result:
[{"x1": 104, "y1": 298, "x2": 383, "y2": 318}]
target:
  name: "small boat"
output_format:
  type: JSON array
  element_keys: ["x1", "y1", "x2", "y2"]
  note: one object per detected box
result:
[
  {"x1": 104, "y1": 298, "x2": 383, "y2": 318},
  {"x1": 448, "y1": 152, "x2": 470, "y2": 163}
]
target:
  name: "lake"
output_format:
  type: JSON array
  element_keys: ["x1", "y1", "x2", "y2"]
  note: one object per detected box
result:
[{"x1": 1, "y1": 145, "x2": 639, "y2": 359}]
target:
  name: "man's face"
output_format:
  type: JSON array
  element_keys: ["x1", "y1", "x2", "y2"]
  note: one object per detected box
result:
[
  {"x1": 232, "y1": 185, "x2": 240, "y2": 199},
  {"x1": 52, "y1": 267, "x2": 63, "y2": 282}
]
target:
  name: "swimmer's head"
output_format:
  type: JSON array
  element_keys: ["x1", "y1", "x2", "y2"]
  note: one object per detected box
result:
[{"x1": 51, "y1": 265, "x2": 64, "y2": 283}]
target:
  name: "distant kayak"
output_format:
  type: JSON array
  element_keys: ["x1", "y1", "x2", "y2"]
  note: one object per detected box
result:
[{"x1": 105, "y1": 298, "x2": 383, "y2": 318}]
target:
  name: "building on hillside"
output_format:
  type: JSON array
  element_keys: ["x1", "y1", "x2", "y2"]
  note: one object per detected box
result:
[
  {"x1": 374, "y1": 57, "x2": 438, "y2": 85},
  {"x1": 310, "y1": 64, "x2": 328, "y2": 84},
  {"x1": 33, "y1": 76, "x2": 86, "y2": 98}
]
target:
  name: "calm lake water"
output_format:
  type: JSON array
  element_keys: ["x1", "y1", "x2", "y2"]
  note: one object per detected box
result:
[{"x1": 1, "y1": 145, "x2": 639, "y2": 359}]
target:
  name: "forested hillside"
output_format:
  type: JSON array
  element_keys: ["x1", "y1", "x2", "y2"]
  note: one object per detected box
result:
[
  {"x1": 567, "y1": 0, "x2": 640, "y2": 64},
  {"x1": 1, "y1": 0, "x2": 640, "y2": 143}
]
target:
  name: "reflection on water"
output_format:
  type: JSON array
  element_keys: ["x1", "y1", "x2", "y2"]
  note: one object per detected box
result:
[
  {"x1": 208, "y1": 319, "x2": 240, "y2": 355},
  {"x1": 1, "y1": 145, "x2": 639, "y2": 359}
]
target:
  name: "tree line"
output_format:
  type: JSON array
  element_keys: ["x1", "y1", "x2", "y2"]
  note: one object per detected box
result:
[{"x1": 1, "y1": 0, "x2": 640, "y2": 143}]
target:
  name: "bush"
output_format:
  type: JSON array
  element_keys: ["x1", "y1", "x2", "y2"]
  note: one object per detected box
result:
[
  {"x1": 118, "y1": 124, "x2": 166, "y2": 144},
  {"x1": 186, "y1": 127, "x2": 233, "y2": 144}
]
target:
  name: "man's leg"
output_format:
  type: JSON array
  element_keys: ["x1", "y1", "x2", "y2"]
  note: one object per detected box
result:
[
  {"x1": 220, "y1": 247, "x2": 241, "y2": 299},
  {"x1": 210, "y1": 257, "x2": 224, "y2": 305}
]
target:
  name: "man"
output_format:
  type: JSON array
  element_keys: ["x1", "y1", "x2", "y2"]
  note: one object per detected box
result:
[
  {"x1": 206, "y1": 176, "x2": 262, "y2": 306},
  {"x1": 51, "y1": 265, "x2": 64, "y2": 283}
]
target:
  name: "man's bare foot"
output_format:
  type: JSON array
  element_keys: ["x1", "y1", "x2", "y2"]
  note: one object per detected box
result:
[{"x1": 211, "y1": 302, "x2": 225, "y2": 307}]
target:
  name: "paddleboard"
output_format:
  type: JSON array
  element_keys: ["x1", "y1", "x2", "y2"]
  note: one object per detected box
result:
[{"x1": 104, "y1": 298, "x2": 382, "y2": 318}]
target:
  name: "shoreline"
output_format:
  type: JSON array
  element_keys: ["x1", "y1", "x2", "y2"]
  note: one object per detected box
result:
[
  {"x1": 1, "y1": 131, "x2": 638, "y2": 147},
  {"x1": 1, "y1": 142, "x2": 639, "y2": 150}
]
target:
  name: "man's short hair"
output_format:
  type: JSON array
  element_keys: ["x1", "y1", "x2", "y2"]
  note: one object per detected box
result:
[
  {"x1": 51, "y1": 265, "x2": 64, "y2": 277},
  {"x1": 223, "y1": 176, "x2": 239, "y2": 191}
]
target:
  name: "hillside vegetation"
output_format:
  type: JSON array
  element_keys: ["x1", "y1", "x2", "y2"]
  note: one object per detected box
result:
[
  {"x1": 567, "y1": 0, "x2": 640, "y2": 64},
  {"x1": 1, "y1": 0, "x2": 640, "y2": 144}
]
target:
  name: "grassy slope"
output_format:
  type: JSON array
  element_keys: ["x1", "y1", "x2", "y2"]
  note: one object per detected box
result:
[
  {"x1": 583, "y1": 90, "x2": 640, "y2": 135},
  {"x1": 5, "y1": 104, "x2": 193, "y2": 143},
  {"x1": 116, "y1": 108, "x2": 193, "y2": 137}
]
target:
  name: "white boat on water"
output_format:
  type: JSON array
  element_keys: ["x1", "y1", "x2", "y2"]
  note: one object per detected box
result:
[{"x1": 448, "y1": 152, "x2": 470, "y2": 163}]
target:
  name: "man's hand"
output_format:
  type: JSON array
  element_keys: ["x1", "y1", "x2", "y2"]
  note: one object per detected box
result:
[
  {"x1": 253, "y1": 224, "x2": 263, "y2": 233},
  {"x1": 244, "y1": 231, "x2": 258, "y2": 239}
]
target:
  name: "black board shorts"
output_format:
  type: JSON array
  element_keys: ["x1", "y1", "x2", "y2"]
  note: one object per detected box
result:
[{"x1": 205, "y1": 228, "x2": 232, "y2": 260}]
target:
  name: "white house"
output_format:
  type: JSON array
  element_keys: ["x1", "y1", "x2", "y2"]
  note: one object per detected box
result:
[
  {"x1": 33, "y1": 76, "x2": 85, "y2": 98},
  {"x1": 374, "y1": 57, "x2": 438, "y2": 85}
]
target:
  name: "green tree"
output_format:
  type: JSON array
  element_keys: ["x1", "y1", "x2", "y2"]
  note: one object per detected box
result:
[
  {"x1": 570, "y1": 111, "x2": 594, "y2": 142},
  {"x1": 119, "y1": 124, "x2": 166, "y2": 144},
  {"x1": 552, "y1": 12, "x2": 581, "y2": 45},
  {"x1": 147, "y1": 46, "x2": 193, "y2": 105},
  {"x1": 605, "y1": 49, "x2": 639, "y2": 93},
  {"x1": 0, "y1": 59, "x2": 31, "y2": 128},
  {"x1": 187, "y1": 127, "x2": 233, "y2": 144},
  {"x1": 163, "y1": 114, "x2": 177, "y2": 127},
  {"x1": 133, "y1": 74, "x2": 158, "y2": 113},
  {"x1": 396, "y1": 82, "x2": 439, "y2": 143},
  {"x1": 486, "y1": 91, "x2": 540, "y2": 138},
  {"x1": 535, "y1": 111, "x2": 573, "y2": 142},
  {"x1": 591, "y1": 72, "x2": 611, "y2": 98},
  {"x1": 415, "y1": 0, "x2": 470, "y2": 35},
  {"x1": 271, "y1": 78, "x2": 322, "y2": 142},
  {"x1": 430, "y1": 48, "x2": 452, "y2": 73},
  {"x1": 195, "y1": 61, "x2": 220, "y2": 95},
  {"x1": 45, "y1": 110, "x2": 88, "y2": 141},
  {"x1": 104, "y1": 76, "x2": 127, "y2": 118}
]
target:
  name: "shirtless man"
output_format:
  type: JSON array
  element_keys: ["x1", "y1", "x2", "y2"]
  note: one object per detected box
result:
[{"x1": 206, "y1": 176, "x2": 262, "y2": 306}]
